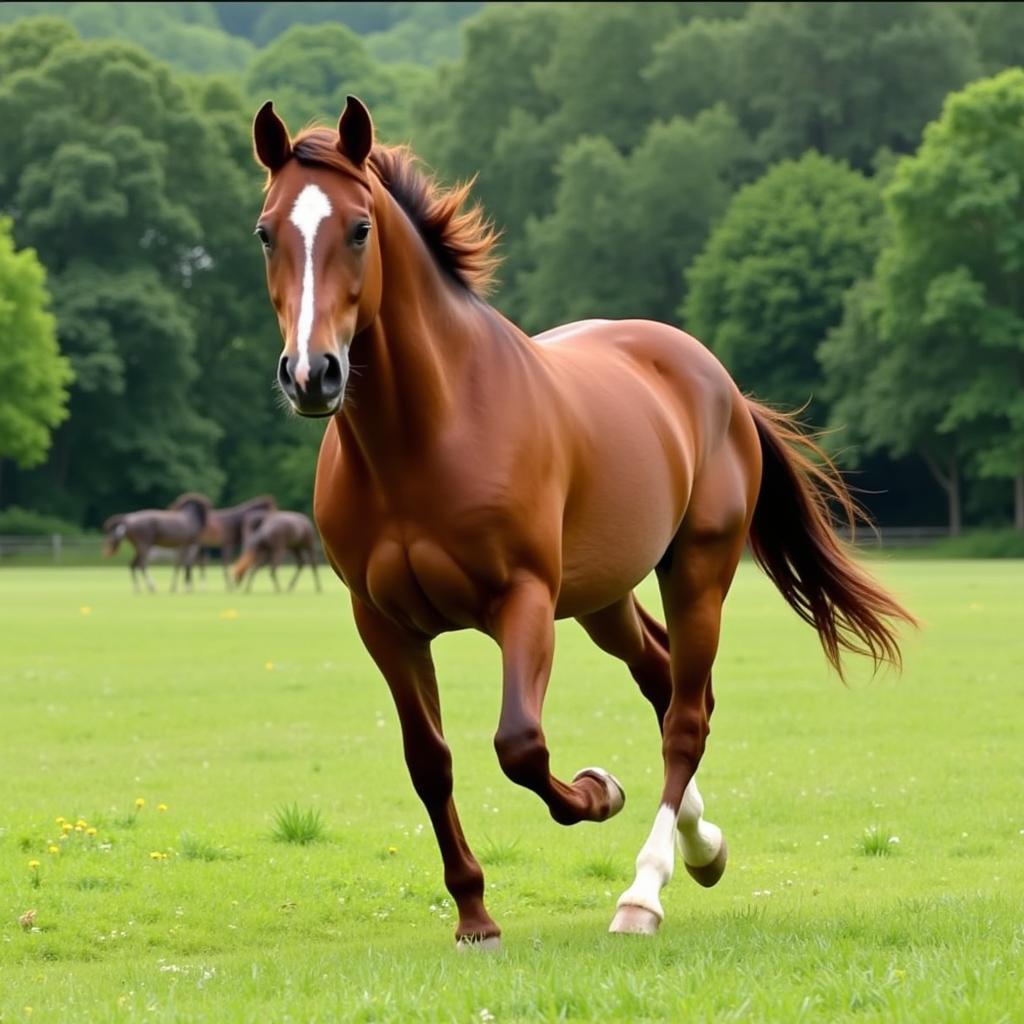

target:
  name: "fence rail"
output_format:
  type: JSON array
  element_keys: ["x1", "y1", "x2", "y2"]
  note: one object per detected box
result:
[{"x1": 1, "y1": 526, "x2": 955, "y2": 564}]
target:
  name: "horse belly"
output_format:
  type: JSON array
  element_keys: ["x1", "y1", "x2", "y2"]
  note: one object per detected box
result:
[{"x1": 556, "y1": 445, "x2": 685, "y2": 618}]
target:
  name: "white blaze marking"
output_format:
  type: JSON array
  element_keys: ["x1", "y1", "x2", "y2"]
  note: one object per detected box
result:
[{"x1": 289, "y1": 184, "x2": 332, "y2": 389}]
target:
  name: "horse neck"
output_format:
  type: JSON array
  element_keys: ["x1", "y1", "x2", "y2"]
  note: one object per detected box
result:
[{"x1": 339, "y1": 182, "x2": 491, "y2": 462}]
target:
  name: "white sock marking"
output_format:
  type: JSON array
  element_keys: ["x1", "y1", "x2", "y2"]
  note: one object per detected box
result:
[
  {"x1": 289, "y1": 184, "x2": 332, "y2": 388},
  {"x1": 615, "y1": 803, "x2": 677, "y2": 920},
  {"x1": 676, "y1": 778, "x2": 723, "y2": 867}
]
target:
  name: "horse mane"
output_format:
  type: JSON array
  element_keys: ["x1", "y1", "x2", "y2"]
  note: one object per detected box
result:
[
  {"x1": 169, "y1": 491, "x2": 212, "y2": 527},
  {"x1": 288, "y1": 128, "x2": 501, "y2": 295}
]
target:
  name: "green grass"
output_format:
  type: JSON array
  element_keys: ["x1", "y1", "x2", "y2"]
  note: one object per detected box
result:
[
  {"x1": 270, "y1": 803, "x2": 327, "y2": 845},
  {"x1": 0, "y1": 561, "x2": 1021, "y2": 1022}
]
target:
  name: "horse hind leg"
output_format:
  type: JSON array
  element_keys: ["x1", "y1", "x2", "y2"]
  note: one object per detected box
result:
[{"x1": 609, "y1": 522, "x2": 745, "y2": 936}]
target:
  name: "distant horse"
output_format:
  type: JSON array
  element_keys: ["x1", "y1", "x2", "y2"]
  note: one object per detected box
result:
[
  {"x1": 231, "y1": 510, "x2": 321, "y2": 592},
  {"x1": 194, "y1": 495, "x2": 278, "y2": 588},
  {"x1": 250, "y1": 97, "x2": 915, "y2": 948},
  {"x1": 103, "y1": 493, "x2": 212, "y2": 593}
]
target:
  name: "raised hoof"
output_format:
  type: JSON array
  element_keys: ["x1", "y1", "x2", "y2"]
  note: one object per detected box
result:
[
  {"x1": 608, "y1": 904, "x2": 661, "y2": 935},
  {"x1": 684, "y1": 836, "x2": 728, "y2": 888},
  {"x1": 572, "y1": 767, "x2": 625, "y2": 819},
  {"x1": 455, "y1": 934, "x2": 501, "y2": 953}
]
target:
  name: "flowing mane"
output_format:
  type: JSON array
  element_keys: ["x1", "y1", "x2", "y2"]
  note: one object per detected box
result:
[{"x1": 288, "y1": 127, "x2": 500, "y2": 295}]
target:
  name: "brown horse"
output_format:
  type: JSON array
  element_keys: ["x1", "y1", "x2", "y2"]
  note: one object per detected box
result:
[
  {"x1": 250, "y1": 97, "x2": 915, "y2": 949},
  {"x1": 230, "y1": 510, "x2": 322, "y2": 592},
  {"x1": 103, "y1": 493, "x2": 212, "y2": 593},
  {"x1": 194, "y1": 495, "x2": 278, "y2": 588}
]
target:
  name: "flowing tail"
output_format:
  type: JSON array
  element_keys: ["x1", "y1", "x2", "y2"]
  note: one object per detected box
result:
[
  {"x1": 746, "y1": 400, "x2": 916, "y2": 677},
  {"x1": 231, "y1": 548, "x2": 257, "y2": 586},
  {"x1": 103, "y1": 516, "x2": 127, "y2": 557}
]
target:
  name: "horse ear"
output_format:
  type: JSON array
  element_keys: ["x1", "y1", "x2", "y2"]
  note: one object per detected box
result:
[
  {"x1": 253, "y1": 100, "x2": 291, "y2": 172},
  {"x1": 337, "y1": 95, "x2": 373, "y2": 168}
]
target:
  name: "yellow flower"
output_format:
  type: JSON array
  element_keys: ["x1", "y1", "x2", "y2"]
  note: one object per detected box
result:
[
  {"x1": 219, "y1": 608, "x2": 239, "y2": 620},
  {"x1": 80, "y1": 606, "x2": 92, "y2": 615},
  {"x1": 48, "y1": 845, "x2": 60, "y2": 855},
  {"x1": 24, "y1": 1008, "x2": 33, "y2": 1017},
  {"x1": 74, "y1": 825, "x2": 84, "y2": 833},
  {"x1": 149, "y1": 851, "x2": 163, "y2": 860},
  {"x1": 265, "y1": 661, "x2": 275, "y2": 671},
  {"x1": 55, "y1": 816, "x2": 66, "y2": 825},
  {"x1": 387, "y1": 846, "x2": 398, "y2": 855},
  {"x1": 61, "y1": 823, "x2": 73, "y2": 833},
  {"x1": 28, "y1": 860, "x2": 40, "y2": 870},
  {"x1": 158, "y1": 803, "x2": 168, "y2": 812},
  {"x1": 135, "y1": 798, "x2": 145, "y2": 809},
  {"x1": 75, "y1": 819, "x2": 87, "y2": 828},
  {"x1": 86, "y1": 827, "x2": 97, "y2": 837}
]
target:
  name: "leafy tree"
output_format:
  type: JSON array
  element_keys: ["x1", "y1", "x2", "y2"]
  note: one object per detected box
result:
[
  {"x1": 0, "y1": 2, "x2": 254, "y2": 73},
  {"x1": 0, "y1": 219, "x2": 72, "y2": 478},
  {"x1": 0, "y1": 20, "x2": 273, "y2": 522},
  {"x1": 683, "y1": 152, "x2": 881, "y2": 413},
  {"x1": 827, "y1": 70, "x2": 1024, "y2": 531},
  {"x1": 701, "y1": 2, "x2": 979, "y2": 170},
  {"x1": 246, "y1": 22, "x2": 428, "y2": 142},
  {"x1": 518, "y1": 106, "x2": 748, "y2": 332}
]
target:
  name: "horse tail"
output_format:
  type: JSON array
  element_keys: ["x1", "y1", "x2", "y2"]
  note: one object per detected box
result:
[
  {"x1": 103, "y1": 515, "x2": 128, "y2": 556},
  {"x1": 231, "y1": 548, "x2": 257, "y2": 586},
  {"x1": 745, "y1": 400, "x2": 916, "y2": 678}
]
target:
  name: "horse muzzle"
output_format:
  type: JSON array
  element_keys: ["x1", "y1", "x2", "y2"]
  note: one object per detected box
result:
[{"x1": 277, "y1": 350, "x2": 346, "y2": 417}]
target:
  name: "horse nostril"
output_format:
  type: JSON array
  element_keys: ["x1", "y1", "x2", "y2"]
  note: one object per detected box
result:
[
  {"x1": 321, "y1": 352, "x2": 343, "y2": 395},
  {"x1": 277, "y1": 354, "x2": 294, "y2": 392}
]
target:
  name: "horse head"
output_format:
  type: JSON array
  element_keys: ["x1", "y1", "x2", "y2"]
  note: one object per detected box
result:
[
  {"x1": 169, "y1": 492, "x2": 212, "y2": 530},
  {"x1": 252, "y1": 96, "x2": 381, "y2": 417}
]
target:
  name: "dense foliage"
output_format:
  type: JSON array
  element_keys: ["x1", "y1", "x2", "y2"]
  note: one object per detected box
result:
[{"x1": 0, "y1": 2, "x2": 1021, "y2": 533}]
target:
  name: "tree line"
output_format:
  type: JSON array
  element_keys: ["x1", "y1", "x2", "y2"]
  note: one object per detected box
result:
[{"x1": 1, "y1": 2, "x2": 1022, "y2": 533}]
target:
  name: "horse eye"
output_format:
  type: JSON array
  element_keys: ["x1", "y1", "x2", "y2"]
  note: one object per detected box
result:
[
  {"x1": 254, "y1": 225, "x2": 272, "y2": 252},
  {"x1": 351, "y1": 221, "x2": 371, "y2": 246}
]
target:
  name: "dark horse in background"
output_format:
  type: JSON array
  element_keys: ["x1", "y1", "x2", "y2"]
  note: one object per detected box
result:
[
  {"x1": 250, "y1": 97, "x2": 915, "y2": 949},
  {"x1": 194, "y1": 494, "x2": 278, "y2": 588},
  {"x1": 230, "y1": 510, "x2": 322, "y2": 592},
  {"x1": 103, "y1": 493, "x2": 212, "y2": 593}
]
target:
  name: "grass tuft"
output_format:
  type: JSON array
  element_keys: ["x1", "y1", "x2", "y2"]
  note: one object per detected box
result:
[
  {"x1": 479, "y1": 835, "x2": 522, "y2": 866},
  {"x1": 271, "y1": 803, "x2": 326, "y2": 845},
  {"x1": 860, "y1": 825, "x2": 900, "y2": 857},
  {"x1": 580, "y1": 855, "x2": 621, "y2": 881},
  {"x1": 179, "y1": 832, "x2": 238, "y2": 861}
]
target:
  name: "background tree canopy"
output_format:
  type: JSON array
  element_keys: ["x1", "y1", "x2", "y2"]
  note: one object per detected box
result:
[{"x1": 0, "y1": 2, "x2": 1021, "y2": 535}]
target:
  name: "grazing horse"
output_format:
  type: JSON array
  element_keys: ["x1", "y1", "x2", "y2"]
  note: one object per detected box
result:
[
  {"x1": 103, "y1": 493, "x2": 212, "y2": 593},
  {"x1": 250, "y1": 97, "x2": 915, "y2": 949},
  {"x1": 194, "y1": 495, "x2": 278, "y2": 587},
  {"x1": 231, "y1": 510, "x2": 322, "y2": 593}
]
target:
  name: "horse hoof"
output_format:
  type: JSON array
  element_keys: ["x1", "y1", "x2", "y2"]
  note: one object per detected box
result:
[
  {"x1": 685, "y1": 836, "x2": 728, "y2": 888},
  {"x1": 456, "y1": 934, "x2": 501, "y2": 953},
  {"x1": 608, "y1": 904, "x2": 661, "y2": 935},
  {"x1": 572, "y1": 767, "x2": 625, "y2": 819}
]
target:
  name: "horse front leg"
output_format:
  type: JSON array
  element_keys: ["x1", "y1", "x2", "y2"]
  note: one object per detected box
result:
[
  {"x1": 492, "y1": 578, "x2": 625, "y2": 826},
  {"x1": 352, "y1": 597, "x2": 499, "y2": 948}
]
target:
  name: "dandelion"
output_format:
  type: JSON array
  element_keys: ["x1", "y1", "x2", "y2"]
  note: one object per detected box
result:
[
  {"x1": 61, "y1": 823, "x2": 73, "y2": 833},
  {"x1": 265, "y1": 661, "x2": 275, "y2": 671},
  {"x1": 150, "y1": 851, "x2": 166, "y2": 861},
  {"x1": 74, "y1": 825, "x2": 84, "y2": 833},
  {"x1": 86, "y1": 827, "x2": 97, "y2": 837},
  {"x1": 48, "y1": 845, "x2": 60, "y2": 855},
  {"x1": 158, "y1": 804, "x2": 168, "y2": 813},
  {"x1": 80, "y1": 606, "x2": 92, "y2": 615},
  {"x1": 135, "y1": 798, "x2": 145, "y2": 810},
  {"x1": 55, "y1": 816, "x2": 66, "y2": 825},
  {"x1": 388, "y1": 846, "x2": 398, "y2": 855},
  {"x1": 28, "y1": 860, "x2": 40, "y2": 870},
  {"x1": 75, "y1": 819, "x2": 87, "y2": 828},
  {"x1": 219, "y1": 608, "x2": 239, "y2": 620}
]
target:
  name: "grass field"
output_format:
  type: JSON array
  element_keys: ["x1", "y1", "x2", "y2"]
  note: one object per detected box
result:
[{"x1": 1, "y1": 561, "x2": 1022, "y2": 1022}]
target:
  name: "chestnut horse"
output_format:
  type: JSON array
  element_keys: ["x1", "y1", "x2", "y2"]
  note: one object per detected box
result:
[{"x1": 251, "y1": 97, "x2": 914, "y2": 949}]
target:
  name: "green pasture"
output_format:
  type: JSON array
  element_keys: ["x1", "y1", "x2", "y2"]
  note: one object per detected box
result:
[{"x1": 1, "y1": 561, "x2": 1021, "y2": 1022}]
